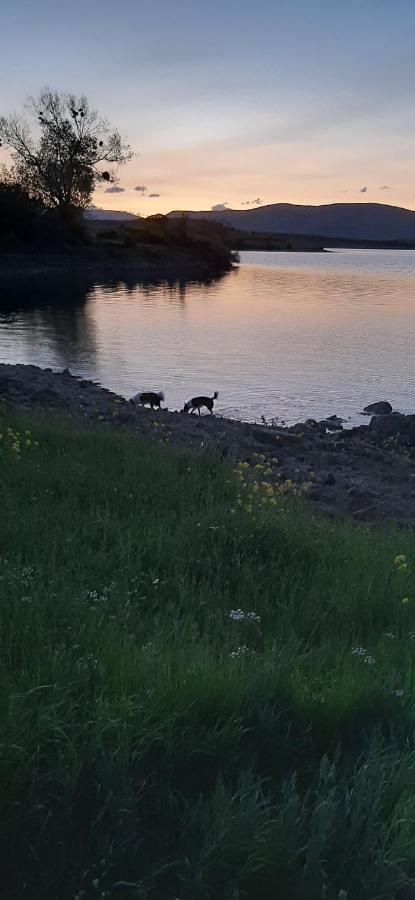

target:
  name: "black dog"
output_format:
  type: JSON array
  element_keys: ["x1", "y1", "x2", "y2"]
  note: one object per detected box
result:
[
  {"x1": 183, "y1": 391, "x2": 218, "y2": 415},
  {"x1": 132, "y1": 390, "x2": 165, "y2": 409}
]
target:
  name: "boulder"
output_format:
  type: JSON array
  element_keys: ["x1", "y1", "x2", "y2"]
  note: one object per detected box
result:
[
  {"x1": 290, "y1": 419, "x2": 325, "y2": 435},
  {"x1": 369, "y1": 412, "x2": 415, "y2": 439},
  {"x1": 362, "y1": 401, "x2": 392, "y2": 415},
  {"x1": 252, "y1": 427, "x2": 279, "y2": 446},
  {"x1": 319, "y1": 417, "x2": 343, "y2": 432}
]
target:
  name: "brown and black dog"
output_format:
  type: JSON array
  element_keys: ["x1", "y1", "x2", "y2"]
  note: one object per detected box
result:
[
  {"x1": 132, "y1": 390, "x2": 165, "y2": 409},
  {"x1": 183, "y1": 391, "x2": 218, "y2": 415}
]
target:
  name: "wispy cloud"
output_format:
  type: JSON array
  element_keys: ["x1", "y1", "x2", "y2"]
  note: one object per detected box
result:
[
  {"x1": 340, "y1": 189, "x2": 348, "y2": 194},
  {"x1": 359, "y1": 186, "x2": 368, "y2": 193},
  {"x1": 134, "y1": 185, "x2": 147, "y2": 193},
  {"x1": 211, "y1": 202, "x2": 228, "y2": 211},
  {"x1": 148, "y1": 193, "x2": 160, "y2": 198},
  {"x1": 380, "y1": 185, "x2": 393, "y2": 190},
  {"x1": 104, "y1": 186, "x2": 125, "y2": 193},
  {"x1": 241, "y1": 197, "x2": 263, "y2": 206}
]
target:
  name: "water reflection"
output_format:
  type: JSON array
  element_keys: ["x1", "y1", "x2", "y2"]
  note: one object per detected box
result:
[
  {"x1": 0, "y1": 252, "x2": 415, "y2": 424},
  {"x1": 0, "y1": 270, "x2": 227, "y2": 380},
  {"x1": 0, "y1": 273, "x2": 98, "y2": 369}
]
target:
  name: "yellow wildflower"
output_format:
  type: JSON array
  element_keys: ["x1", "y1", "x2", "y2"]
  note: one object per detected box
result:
[{"x1": 394, "y1": 555, "x2": 406, "y2": 567}]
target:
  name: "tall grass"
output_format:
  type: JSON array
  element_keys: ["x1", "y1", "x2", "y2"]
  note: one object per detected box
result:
[{"x1": 1, "y1": 408, "x2": 415, "y2": 898}]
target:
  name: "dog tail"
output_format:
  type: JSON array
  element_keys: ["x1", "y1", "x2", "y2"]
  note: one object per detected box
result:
[
  {"x1": 213, "y1": 391, "x2": 219, "y2": 400},
  {"x1": 157, "y1": 391, "x2": 165, "y2": 401}
]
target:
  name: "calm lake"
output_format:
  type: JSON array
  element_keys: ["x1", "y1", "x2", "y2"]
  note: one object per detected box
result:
[{"x1": 1, "y1": 249, "x2": 415, "y2": 425}]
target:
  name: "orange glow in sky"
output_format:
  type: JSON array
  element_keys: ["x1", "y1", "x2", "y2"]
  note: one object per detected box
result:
[{"x1": 2, "y1": 0, "x2": 415, "y2": 216}]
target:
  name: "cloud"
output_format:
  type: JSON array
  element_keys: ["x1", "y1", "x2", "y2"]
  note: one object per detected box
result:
[
  {"x1": 104, "y1": 186, "x2": 125, "y2": 194},
  {"x1": 340, "y1": 189, "x2": 348, "y2": 194},
  {"x1": 359, "y1": 186, "x2": 368, "y2": 193},
  {"x1": 211, "y1": 202, "x2": 228, "y2": 211},
  {"x1": 134, "y1": 185, "x2": 147, "y2": 193},
  {"x1": 148, "y1": 193, "x2": 160, "y2": 198},
  {"x1": 380, "y1": 185, "x2": 393, "y2": 190}
]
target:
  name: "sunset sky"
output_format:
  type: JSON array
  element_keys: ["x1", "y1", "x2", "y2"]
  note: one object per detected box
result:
[{"x1": 1, "y1": 0, "x2": 415, "y2": 214}]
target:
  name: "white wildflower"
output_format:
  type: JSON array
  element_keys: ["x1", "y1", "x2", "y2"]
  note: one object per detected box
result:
[
  {"x1": 228, "y1": 609, "x2": 261, "y2": 624},
  {"x1": 245, "y1": 611, "x2": 261, "y2": 623},
  {"x1": 228, "y1": 608, "x2": 245, "y2": 622},
  {"x1": 86, "y1": 589, "x2": 105, "y2": 603},
  {"x1": 352, "y1": 646, "x2": 375, "y2": 665},
  {"x1": 229, "y1": 645, "x2": 256, "y2": 659}
]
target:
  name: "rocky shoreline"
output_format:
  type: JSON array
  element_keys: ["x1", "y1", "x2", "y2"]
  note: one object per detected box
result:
[{"x1": 1, "y1": 363, "x2": 414, "y2": 526}]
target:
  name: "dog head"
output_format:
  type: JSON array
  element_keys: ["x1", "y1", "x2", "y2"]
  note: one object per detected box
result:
[{"x1": 183, "y1": 400, "x2": 191, "y2": 412}]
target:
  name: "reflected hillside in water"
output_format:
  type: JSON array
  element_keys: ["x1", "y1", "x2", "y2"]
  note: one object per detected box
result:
[
  {"x1": 0, "y1": 269, "x2": 230, "y2": 377},
  {"x1": 0, "y1": 273, "x2": 99, "y2": 370}
]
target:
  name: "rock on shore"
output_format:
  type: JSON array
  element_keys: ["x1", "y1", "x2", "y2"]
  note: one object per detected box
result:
[{"x1": 362, "y1": 400, "x2": 393, "y2": 416}]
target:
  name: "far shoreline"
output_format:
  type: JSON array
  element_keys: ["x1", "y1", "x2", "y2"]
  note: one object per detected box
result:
[{"x1": 0, "y1": 247, "x2": 237, "y2": 282}]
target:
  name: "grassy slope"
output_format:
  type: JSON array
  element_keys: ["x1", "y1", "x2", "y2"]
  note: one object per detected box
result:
[{"x1": 1, "y1": 410, "x2": 415, "y2": 899}]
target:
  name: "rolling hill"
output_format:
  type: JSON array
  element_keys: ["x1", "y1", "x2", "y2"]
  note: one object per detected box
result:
[
  {"x1": 84, "y1": 207, "x2": 140, "y2": 222},
  {"x1": 168, "y1": 202, "x2": 415, "y2": 241}
]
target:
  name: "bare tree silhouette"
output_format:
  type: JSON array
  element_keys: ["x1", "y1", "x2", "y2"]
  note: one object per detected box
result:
[{"x1": 0, "y1": 88, "x2": 134, "y2": 220}]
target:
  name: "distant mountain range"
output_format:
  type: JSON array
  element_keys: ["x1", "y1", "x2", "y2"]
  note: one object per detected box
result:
[
  {"x1": 168, "y1": 203, "x2": 415, "y2": 241},
  {"x1": 85, "y1": 208, "x2": 139, "y2": 222}
]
